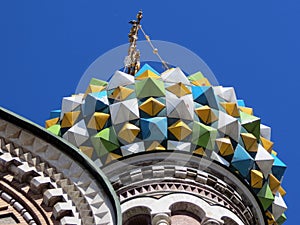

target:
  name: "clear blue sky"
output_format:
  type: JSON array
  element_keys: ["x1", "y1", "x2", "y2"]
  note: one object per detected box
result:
[{"x1": 0, "y1": 1, "x2": 298, "y2": 223}]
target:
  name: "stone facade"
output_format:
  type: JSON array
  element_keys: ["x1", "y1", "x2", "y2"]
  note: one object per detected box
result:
[
  {"x1": 0, "y1": 108, "x2": 121, "y2": 225},
  {"x1": 103, "y1": 152, "x2": 266, "y2": 225}
]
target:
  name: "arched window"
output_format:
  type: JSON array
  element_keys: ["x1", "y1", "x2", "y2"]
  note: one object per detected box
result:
[
  {"x1": 169, "y1": 202, "x2": 205, "y2": 225},
  {"x1": 123, "y1": 206, "x2": 151, "y2": 225}
]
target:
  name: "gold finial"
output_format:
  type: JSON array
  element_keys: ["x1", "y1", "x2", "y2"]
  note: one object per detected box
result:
[{"x1": 124, "y1": 10, "x2": 143, "y2": 75}]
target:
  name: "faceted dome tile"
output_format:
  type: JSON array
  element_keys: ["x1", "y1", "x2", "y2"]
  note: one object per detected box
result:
[
  {"x1": 135, "y1": 77, "x2": 165, "y2": 98},
  {"x1": 139, "y1": 97, "x2": 165, "y2": 116},
  {"x1": 231, "y1": 144, "x2": 254, "y2": 178},
  {"x1": 107, "y1": 70, "x2": 135, "y2": 90},
  {"x1": 140, "y1": 117, "x2": 167, "y2": 141},
  {"x1": 220, "y1": 102, "x2": 240, "y2": 117},
  {"x1": 61, "y1": 111, "x2": 80, "y2": 128},
  {"x1": 195, "y1": 105, "x2": 218, "y2": 124},
  {"x1": 87, "y1": 112, "x2": 110, "y2": 130},
  {"x1": 216, "y1": 137, "x2": 234, "y2": 156},
  {"x1": 257, "y1": 183, "x2": 275, "y2": 211},
  {"x1": 91, "y1": 127, "x2": 119, "y2": 157},
  {"x1": 192, "y1": 121, "x2": 217, "y2": 150},
  {"x1": 166, "y1": 82, "x2": 191, "y2": 98},
  {"x1": 135, "y1": 70, "x2": 161, "y2": 80},
  {"x1": 241, "y1": 133, "x2": 258, "y2": 152},
  {"x1": 118, "y1": 122, "x2": 140, "y2": 143},
  {"x1": 250, "y1": 169, "x2": 264, "y2": 189},
  {"x1": 108, "y1": 86, "x2": 134, "y2": 101},
  {"x1": 168, "y1": 120, "x2": 192, "y2": 141},
  {"x1": 109, "y1": 98, "x2": 139, "y2": 125}
]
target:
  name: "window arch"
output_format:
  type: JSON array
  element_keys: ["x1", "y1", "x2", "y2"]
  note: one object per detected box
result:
[
  {"x1": 123, "y1": 206, "x2": 151, "y2": 225},
  {"x1": 169, "y1": 201, "x2": 205, "y2": 225}
]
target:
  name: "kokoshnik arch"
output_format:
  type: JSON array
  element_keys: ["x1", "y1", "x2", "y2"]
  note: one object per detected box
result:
[{"x1": 0, "y1": 11, "x2": 286, "y2": 225}]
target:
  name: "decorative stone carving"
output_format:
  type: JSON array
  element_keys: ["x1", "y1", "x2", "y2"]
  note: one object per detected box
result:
[
  {"x1": 103, "y1": 152, "x2": 266, "y2": 225},
  {"x1": 0, "y1": 109, "x2": 121, "y2": 225},
  {"x1": 152, "y1": 213, "x2": 171, "y2": 225}
]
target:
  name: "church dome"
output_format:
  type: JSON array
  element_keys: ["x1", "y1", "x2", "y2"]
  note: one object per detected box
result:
[{"x1": 46, "y1": 63, "x2": 287, "y2": 224}]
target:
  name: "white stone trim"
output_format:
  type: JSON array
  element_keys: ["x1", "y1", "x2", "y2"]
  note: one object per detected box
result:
[{"x1": 122, "y1": 193, "x2": 245, "y2": 224}]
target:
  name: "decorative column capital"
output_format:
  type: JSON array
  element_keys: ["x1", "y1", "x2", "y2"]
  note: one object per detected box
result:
[{"x1": 152, "y1": 213, "x2": 171, "y2": 225}]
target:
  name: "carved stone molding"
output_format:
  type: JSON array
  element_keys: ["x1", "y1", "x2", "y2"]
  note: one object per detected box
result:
[
  {"x1": 103, "y1": 152, "x2": 266, "y2": 225},
  {"x1": 121, "y1": 193, "x2": 245, "y2": 225},
  {"x1": 0, "y1": 108, "x2": 121, "y2": 225}
]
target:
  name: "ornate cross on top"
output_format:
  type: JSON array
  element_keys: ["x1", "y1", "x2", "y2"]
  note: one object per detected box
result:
[
  {"x1": 124, "y1": 10, "x2": 143, "y2": 75},
  {"x1": 123, "y1": 10, "x2": 169, "y2": 75}
]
